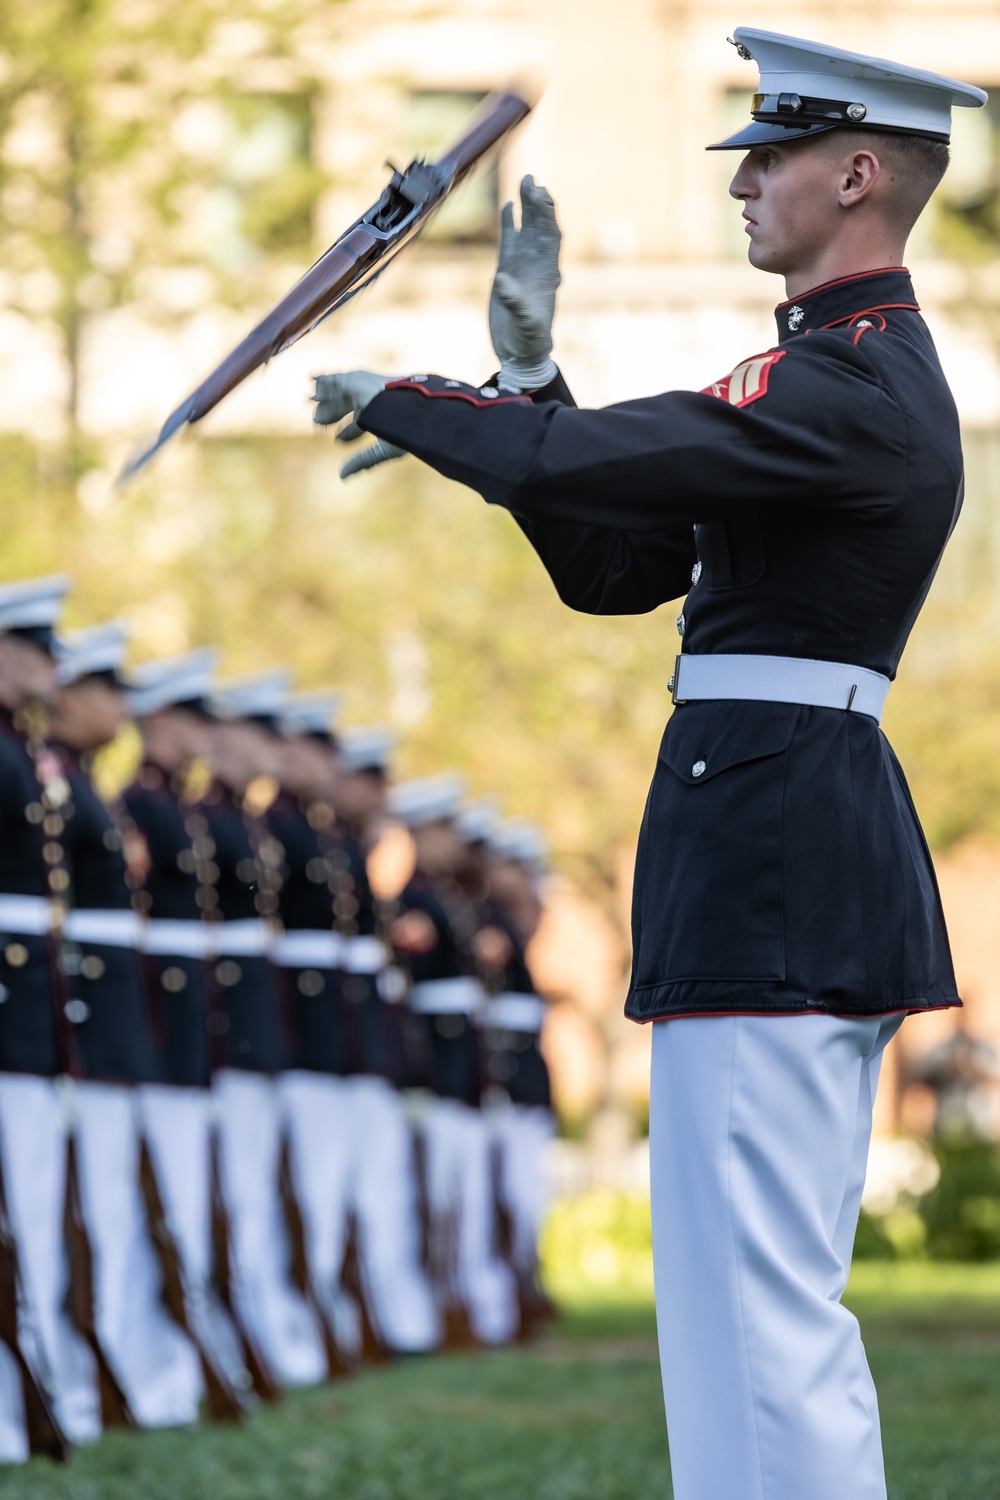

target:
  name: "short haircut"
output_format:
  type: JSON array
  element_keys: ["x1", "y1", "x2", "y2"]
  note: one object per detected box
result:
[{"x1": 829, "y1": 128, "x2": 950, "y2": 232}]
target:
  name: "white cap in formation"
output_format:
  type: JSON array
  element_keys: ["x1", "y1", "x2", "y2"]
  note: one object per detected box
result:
[
  {"x1": 338, "y1": 726, "x2": 396, "y2": 776},
  {"x1": 0, "y1": 574, "x2": 70, "y2": 641},
  {"x1": 490, "y1": 818, "x2": 548, "y2": 870},
  {"x1": 56, "y1": 619, "x2": 130, "y2": 686},
  {"x1": 456, "y1": 797, "x2": 500, "y2": 846},
  {"x1": 280, "y1": 690, "x2": 342, "y2": 741},
  {"x1": 128, "y1": 648, "x2": 219, "y2": 718},
  {"x1": 210, "y1": 669, "x2": 292, "y2": 725},
  {"x1": 390, "y1": 773, "x2": 465, "y2": 828},
  {"x1": 710, "y1": 28, "x2": 987, "y2": 151}
]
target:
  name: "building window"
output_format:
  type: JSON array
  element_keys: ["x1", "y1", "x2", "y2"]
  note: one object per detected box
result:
[
  {"x1": 406, "y1": 90, "x2": 499, "y2": 245},
  {"x1": 932, "y1": 89, "x2": 1000, "y2": 258},
  {"x1": 205, "y1": 93, "x2": 319, "y2": 270}
]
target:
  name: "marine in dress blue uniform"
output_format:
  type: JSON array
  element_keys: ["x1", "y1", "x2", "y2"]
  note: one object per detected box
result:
[
  {"x1": 203, "y1": 672, "x2": 326, "y2": 1392},
  {"x1": 51, "y1": 622, "x2": 202, "y2": 1430},
  {"x1": 311, "y1": 30, "x2": 987, "y2": 1499},
  {"x1": 390, "y1": 777, "x2": 517, "y2": 1347},
  {"x1": 123, "y1": 649, "x2": 253, "y2": 1417},
  {"x1": 0, "y1": 576, "x2": 100, "y2": 1457}
]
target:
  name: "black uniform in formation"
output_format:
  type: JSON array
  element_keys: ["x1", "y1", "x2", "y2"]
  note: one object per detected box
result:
[
  {"x1": 360, "y1": 267, "x2": 961, "y2": 1021},
  {"x1": 398, "y1": 870, "x2": 483, "y2": 1106},
  {"x1": 0, "y1": 708, "x2": 66, "y2": 1078},
  {"x1": 122, "y1": 764, "x2": 211, "y2": 1088},
  {"x1": 483, "y1": 911, "x2": 551, "y2": 1112},
  {"x1": 198, "y1": 781, "x2": 284, "y2": 1073},
  {"x1": 56, "y1": 748, "x2": 158, "y2": 1085}
]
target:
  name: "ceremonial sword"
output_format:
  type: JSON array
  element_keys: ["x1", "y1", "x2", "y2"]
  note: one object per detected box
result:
[{"x1": 120, "y1": 89, "x2": 532, "y2": 482}]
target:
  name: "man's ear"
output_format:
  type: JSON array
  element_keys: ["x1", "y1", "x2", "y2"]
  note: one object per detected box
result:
[{"x1": 839, "y1": 150, "x2": 881, "y2": 209}]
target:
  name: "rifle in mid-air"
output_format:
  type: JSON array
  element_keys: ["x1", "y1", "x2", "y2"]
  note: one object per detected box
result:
[{"x1": 121, "y1": 88, "x2": 532, "y2": 481}]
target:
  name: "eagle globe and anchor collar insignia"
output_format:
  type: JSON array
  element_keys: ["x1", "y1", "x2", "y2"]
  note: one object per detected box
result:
[{"x1": 708, "y1": 27, "x2": 986, "y2": 151}]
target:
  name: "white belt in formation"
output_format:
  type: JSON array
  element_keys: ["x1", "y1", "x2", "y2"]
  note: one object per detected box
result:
[
  {"x1": 670, "y1": 653, "x2": 891, "y2": 725},
  {"x1": 486, "y1": 992, "x2": 547, "y2": 1033},
  {"x1": 410, "y1": 976, "x2": 486, "y2": 1016},
  {"x1": 62, "y1": 908, "x2": 144, "y2": 948},
  {"x1": 0, "y1": 893, "x2": 52, "y2": 937},
  {"x1": 142, "y1": 919, "x2": 213, "y2": 959},
  {"x1": 209, "y1": 919, "x2": 272, "y2": 958},
  {"x1": 270, "y1": 930, "x2": 388, "y2": 972}
]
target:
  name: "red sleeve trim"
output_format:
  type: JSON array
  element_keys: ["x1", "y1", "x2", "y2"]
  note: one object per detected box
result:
[{"x1": 384, "y1": 379, "x2": 531, "y2": 408}]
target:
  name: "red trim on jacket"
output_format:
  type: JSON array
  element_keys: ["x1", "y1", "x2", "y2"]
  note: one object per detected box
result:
[
  {"x1": 775, "y1": 266, "x2": 913, "y2": 310},
  {"x1": 384, "y1": 379, "x2": 530, "y2": 408}
]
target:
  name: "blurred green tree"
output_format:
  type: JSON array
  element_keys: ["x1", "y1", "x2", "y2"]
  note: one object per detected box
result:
[{"x1": 0, "y1": 0, "x2": 329, "y2": 473}]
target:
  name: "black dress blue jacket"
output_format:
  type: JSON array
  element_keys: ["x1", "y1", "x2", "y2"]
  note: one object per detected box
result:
[
  {"x1": 58, "y1": 749, "x2": 159, "y2": 1083},
  {"x1": 0, "y1": 709, "x2": 66, "y2": 1075},
  {"x1": 122, "y1": 763, "x2": 211, "y2": 1088},
  {"x1": 361, "y1": 268, "x2": 961, "y2": 1022}
]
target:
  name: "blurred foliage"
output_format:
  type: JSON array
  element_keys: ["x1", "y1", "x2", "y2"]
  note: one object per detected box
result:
[
  {"x1": 0, "y1": 0, "x2": 333, "y2": 455},
  {"x1": 541, "y1": 1191, "x2": 654, "y2": 1301},
  {"x1": 856, "y1": 1134, "x2": 1000, "y2": 1262}
]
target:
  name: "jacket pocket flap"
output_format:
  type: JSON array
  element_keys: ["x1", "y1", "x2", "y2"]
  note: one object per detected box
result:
[{"x1": 660, "y1": 701, "x2": 800, "y2": 785}]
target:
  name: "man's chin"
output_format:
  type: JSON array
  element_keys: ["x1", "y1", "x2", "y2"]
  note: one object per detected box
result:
[{"x1": 747, "y1": 241, "x2": 788, "y2": 277}]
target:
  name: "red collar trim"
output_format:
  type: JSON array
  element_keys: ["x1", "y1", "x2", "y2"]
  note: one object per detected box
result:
[{"x1": 775, "y1": 267, "x2": 910, "y2": 312}]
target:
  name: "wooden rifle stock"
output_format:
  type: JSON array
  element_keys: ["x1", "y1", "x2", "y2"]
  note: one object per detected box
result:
[{"x1": 121, "y1": 88, "x2": 532, "y2": 481}]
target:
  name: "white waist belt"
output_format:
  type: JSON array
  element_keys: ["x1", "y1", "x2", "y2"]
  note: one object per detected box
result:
[
  {"x1": 210, "y1": 919, "x2": 271, "y2": 957},
  {"x1": 272, "y1": 930, "x2": 344, "y2": 969},
  {"x1": 411, "y1": 977, "x2": 485, "y2": 1016},
  {"x1": 142, "y1": 919, "x2": 211, "y2": 959},
  {"x1": 342, "y1": 935, "x2": 388, "y2": 974},
  {"x1": 0, "y1": 894, "x2": 53, "y2": 936},
  {"x1": 63, "y1": 908, "x2": 143, "y2": 948},
  {"x1": 671, "y1": 653, "x2": 890, "y2": 724},
  {"x1": 487, "y1": 993, "x2": 547, "y2": 1032}
]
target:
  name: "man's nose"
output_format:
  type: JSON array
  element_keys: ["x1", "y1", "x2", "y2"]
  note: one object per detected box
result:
[{"x1": 729, "y1": 156, "x2": 755, "y2": 200}]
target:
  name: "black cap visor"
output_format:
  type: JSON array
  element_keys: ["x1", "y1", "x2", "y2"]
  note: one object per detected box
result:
[
  {"x1": 6, "y1": 625, "x2": 57, "y2": 655},
  {"x1": 708, "y1": 118, "x2": 840, "y2": 151}
]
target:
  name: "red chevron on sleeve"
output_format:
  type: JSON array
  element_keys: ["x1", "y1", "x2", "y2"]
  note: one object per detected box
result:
[{"x1": 702, "y1": 350, "x2": 785, "y2": 409}]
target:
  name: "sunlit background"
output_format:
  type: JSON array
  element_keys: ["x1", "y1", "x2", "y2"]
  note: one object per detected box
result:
[{"x1": 3, "y1": 0, "x2": 1000, "y2": 1257}]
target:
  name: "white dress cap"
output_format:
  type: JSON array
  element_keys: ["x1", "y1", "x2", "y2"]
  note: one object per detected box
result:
[
  {"x1": 338, "y1": 726, "x2": 397, "y2": 776},
  {"x1": 56, "y1": 619, "x2": 130, "y2": 686},
  {"x1": 128, "y1": 647, "x2": 218, "y2": 717},
  {"x1": 456, "y1": 797, "x2": 501, "y2": 846},
  {"x1": 210, "y1": 669, "x2": 292, "y2": 725},
  {"x1": 0, "y1": 574, "x2": 71, "y2": 634},
  {"x1": 280, "y1": 689, "x2": 342, "y2": 740},
  {"x1": 389, "y1": 772, "x2": 465, "y2": 828},
  {"x1": 489, "y1": 818, "x2": 549, "y2": 870},
  {"x1": 709, "y1": 27, "x2": 987, "y2": 150}
]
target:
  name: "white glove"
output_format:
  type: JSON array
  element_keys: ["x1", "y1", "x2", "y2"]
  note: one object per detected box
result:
[
  {"x1": 488, "y1": 175, "x2": 561, "y2": 392},
  {"x1": 311, "y1": 370, "x2": 405, "y2": 479}
]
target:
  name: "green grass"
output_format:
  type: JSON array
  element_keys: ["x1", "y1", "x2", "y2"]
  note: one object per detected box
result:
[{"x1": 5, "y1": 1263, "x2": 1000, "y2": 1499}]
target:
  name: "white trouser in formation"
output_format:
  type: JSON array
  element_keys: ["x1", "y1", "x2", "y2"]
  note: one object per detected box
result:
[
  {"x1": 649, "y1": 1011, "x2": 903, "y2": 1500},
  {"x1": 139, "y1": 1083, "x2": 247, "y2": 1392},
  {"x1": 422, "y1": 1097, "x2": 518, "y2": 1345},
  {"x1": 491, "y1": 1101, "x2": 554, "y2": 1277},
  {"x1": 0, "y1": 1074, "x2": 100, "y2": 1449},
  {"x1": 212, "y1": 1068, "x2": 326, "y2": 1386},
  {"x1": 72, "y1": 1081, "x2": 203, "y2": 1427},
  {"x1": 344, "y1": 1074, "x2": 439, "y2": 1352}
]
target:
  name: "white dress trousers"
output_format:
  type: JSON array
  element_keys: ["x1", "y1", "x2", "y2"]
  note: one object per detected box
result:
[
  {"x1": 213, "y1": 1069, "x2": 326, "y2": 1387},
  {"x1": 0, "y1": 1073, "x2": 100, "y2": 1448},
  {"x1": 423, "y1": 1097, "x2": 518, "y2": 1345},
  {"x1": 649, "y1": 1011, "x2": 903, "y2": 1500},
  {"x1": 492, "y1": 1102, "x2": 555, "y2": 1275},
  {"x1": 345, "y1": 1075, "x2": 440, "y2": 1353},
  {"x1": 72, "y1": 1080, "x2": 203, "y2": 1428}
]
